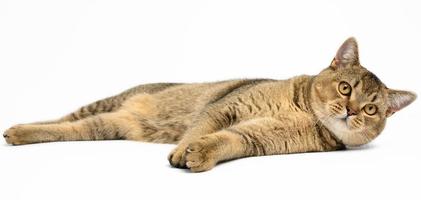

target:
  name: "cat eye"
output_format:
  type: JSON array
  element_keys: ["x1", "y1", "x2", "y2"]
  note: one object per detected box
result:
[
  {"x1": 338, "y1": 81, "x2": 352, "y2": 96},
  {"x1": 364, "y1": 104, "x2": 377, "y2": 115}
]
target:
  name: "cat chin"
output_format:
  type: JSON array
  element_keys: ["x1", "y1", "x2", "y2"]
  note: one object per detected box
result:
[
  {"x1": 313, "y1": 107, "x2": 364, "y2": 144},
  {"x1": 332, "y1": 112, "x2": 361, "y2": 130},
  {"x1": 324, "y1": 118, "x2": 371, "y2": 147},
  {"x1": 329, "y1": 118, "x2": 352, "y2": 134}
]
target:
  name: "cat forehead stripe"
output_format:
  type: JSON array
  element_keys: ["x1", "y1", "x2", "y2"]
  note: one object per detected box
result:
[
  {"x1": 371, "y1": 94, "x2": 378, "y2": 102},
  {"x1": 353, "y1": 80, "x2": 360, "y2": 88}
]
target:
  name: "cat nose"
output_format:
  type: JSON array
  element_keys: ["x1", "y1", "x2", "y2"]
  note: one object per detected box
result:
[{"x1": 346, "y1": 106, "x2": 358, "y2": 116}]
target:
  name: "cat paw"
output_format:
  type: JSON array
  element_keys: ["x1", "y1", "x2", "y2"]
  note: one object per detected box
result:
[
  {"x1": 3, "y1": 125, "x2": 50, "y2": 145},
  {"x1": 185, "y1": 138, "x2": 218, "y2": 172},
  {"x1": 3, "y1": 125, "x2": 28, "y2": 145}
]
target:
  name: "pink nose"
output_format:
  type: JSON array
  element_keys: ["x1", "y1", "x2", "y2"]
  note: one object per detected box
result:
[{"x1": 346, "y1": 106, "x2": 358, "y2": 116}]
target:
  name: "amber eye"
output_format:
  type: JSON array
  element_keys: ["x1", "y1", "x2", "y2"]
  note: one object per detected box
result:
[
  {"x1": 364, "y1": 104, "x2": 377, "y2": 115},
  {"x1": 338, "y1": 81, "x2": 352, "y2": 96}
]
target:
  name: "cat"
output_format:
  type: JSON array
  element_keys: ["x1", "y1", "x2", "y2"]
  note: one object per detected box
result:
[{"x1": 3, "y1": 37, "x2": 416, "y2": 172}]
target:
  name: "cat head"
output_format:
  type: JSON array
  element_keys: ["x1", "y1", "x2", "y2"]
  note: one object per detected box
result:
[{"x1": 311, "y1": 37, "x2": 416, "y2": 147}]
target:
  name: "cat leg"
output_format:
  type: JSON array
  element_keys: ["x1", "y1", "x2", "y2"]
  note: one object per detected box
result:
[
  {"x1": 168, "y1": 114, "x2": 230, "y2": 168},
  {"x1": 3, "y1": 92, "x2": 168, "y2": 145},
  {"x1": 181, "y1": 130, "x2": 246, "y2": 172},
  {"x1": 176, "y1": 117, "x2": 285, "y2": 171},
  {"x1": 3, "y1": 110, "x2": 142, "y2": 145},
  {"x1": 178, "y1": 117, "x2": 336, "y2": 172}
]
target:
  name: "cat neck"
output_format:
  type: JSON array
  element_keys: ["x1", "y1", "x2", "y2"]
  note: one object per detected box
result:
[{"x1": 306, "y1": 75, "x2": 346, "y2": 149}]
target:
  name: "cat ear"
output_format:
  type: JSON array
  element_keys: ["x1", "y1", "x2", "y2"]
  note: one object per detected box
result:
[
  {"x1": 386, "y1": 89, "x2": 417, "y2": 117},
  {"x1": 330, "y1": 37, "x2": 360, "y2": 69}
]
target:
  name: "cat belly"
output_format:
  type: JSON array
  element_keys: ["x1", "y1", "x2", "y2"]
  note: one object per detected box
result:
[{"x1": 120, "y1": 93, "x2": 196, "y2": 144}]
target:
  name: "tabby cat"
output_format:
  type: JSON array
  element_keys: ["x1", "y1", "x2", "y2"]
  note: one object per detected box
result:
[{"x1": 3, "y1": 38, "x2": 416, "y2": 172}]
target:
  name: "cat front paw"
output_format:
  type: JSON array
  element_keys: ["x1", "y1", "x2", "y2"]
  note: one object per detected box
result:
[
  {"x1": 3, "y1": 125, "x2": 28, "y2": 145},
  {"x1": 185, "y1": 138, "x2": 218, "y2": 172},
  {"x1": 168, "y1": 136, "x2": 219, "y2": 172}
]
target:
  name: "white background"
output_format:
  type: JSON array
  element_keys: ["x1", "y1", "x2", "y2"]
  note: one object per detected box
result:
[{"x1": 0, "y1": 0, "x2": 420, "y2": 199}]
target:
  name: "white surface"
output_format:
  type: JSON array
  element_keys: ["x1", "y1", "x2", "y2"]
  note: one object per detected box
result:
[{"x1": 0, "y1": 0, "x2": 420, "y2": 199}]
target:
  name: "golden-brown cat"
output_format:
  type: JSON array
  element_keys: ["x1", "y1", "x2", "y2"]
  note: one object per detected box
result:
[{"x1": 3, "y1": 38, "x2": 416, "y2": 172}]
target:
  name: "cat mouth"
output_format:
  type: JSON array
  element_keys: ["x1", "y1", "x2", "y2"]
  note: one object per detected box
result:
[
  {"x1": 339, "y1": 118, "x2": 349, "y2": 125},
  {"x1": 336, "y1": 113, "x2": 349, "y2": 121}
]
